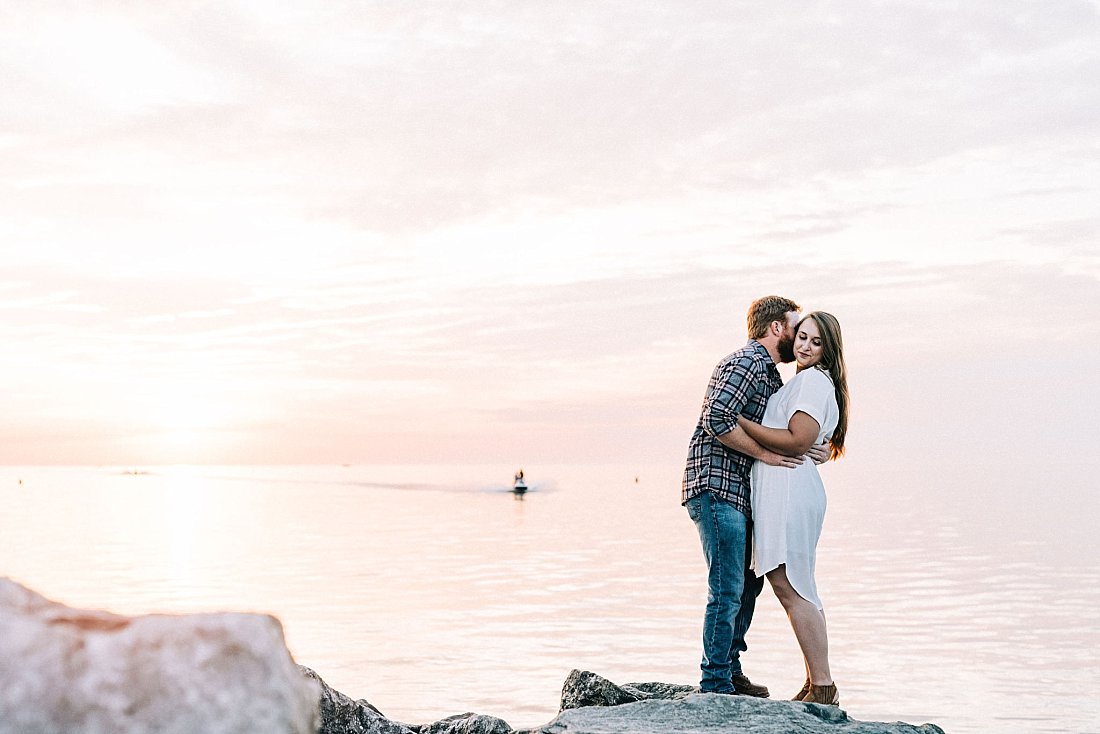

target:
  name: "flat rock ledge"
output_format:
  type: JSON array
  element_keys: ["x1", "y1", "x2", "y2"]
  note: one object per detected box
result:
[{"x1": 307, "y1": 667, "x2": 945, "y2": 734}]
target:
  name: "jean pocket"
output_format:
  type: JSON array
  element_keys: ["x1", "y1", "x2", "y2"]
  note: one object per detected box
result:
[{"x1": 686, "y1": 497, "x2": 701, "y2": 522}]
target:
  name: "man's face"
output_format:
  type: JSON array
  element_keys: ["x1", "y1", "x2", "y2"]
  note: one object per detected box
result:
[{"x1": 777, "y1": 311, "x2": 800, "y2": 363}]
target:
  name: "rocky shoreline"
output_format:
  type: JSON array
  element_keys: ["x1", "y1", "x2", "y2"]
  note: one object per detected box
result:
[
  {"x1": 305, "y1": 666, "x2": 944, "y2": 734},
  {"x1": 0, "y1": 578, "x2": 943, "y2": 734}
]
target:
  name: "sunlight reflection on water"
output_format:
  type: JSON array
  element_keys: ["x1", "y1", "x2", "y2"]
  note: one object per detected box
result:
[{"x1": 1, "y1": 464, "x2": 1097, "y2": 733}]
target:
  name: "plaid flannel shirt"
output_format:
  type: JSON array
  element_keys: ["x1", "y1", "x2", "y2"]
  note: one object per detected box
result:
[{"x1": 681, "y1": 340, "x2": 783, "y2": 519}]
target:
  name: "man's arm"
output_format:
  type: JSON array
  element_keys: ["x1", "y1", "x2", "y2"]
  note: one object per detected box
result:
[
  {"x1": 805, "y1": 443, "x2": 830, "y2": 465},
  {"x1": 700, "y1": 355, "x2": 761, "y2": 439},
  {"x1": 701, "y1": 354, "x2": 803, "y2": 467}
]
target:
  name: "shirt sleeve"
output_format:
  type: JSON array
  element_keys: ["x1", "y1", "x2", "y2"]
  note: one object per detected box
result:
[
  {"x1": 785, "y1": 369, "x2": 837, "y2": 435},
  {"x1": 701, "y1": 355, "x2": 761, "y2": 438}
]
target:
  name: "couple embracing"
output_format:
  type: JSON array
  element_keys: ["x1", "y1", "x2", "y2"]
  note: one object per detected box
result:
[{"x1": 682, "y1": 295, "x2": 849, "y2": 706}]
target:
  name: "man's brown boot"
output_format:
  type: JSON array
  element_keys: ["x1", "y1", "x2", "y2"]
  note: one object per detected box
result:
[{"x1": 730, "y1": 673, "x2": 770, "y2": 698}]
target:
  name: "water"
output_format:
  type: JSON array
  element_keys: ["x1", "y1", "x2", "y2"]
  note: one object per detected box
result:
[{"x1": 1, "y1": 463, "x2": 1097, "y2": 733}]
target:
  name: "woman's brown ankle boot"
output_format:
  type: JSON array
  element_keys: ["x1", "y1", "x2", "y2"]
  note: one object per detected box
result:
[
  {"x1": 805, "y1": 683, "x2": 839, "y2": 706},
  {"x1": 791, "y1": 678, "x2": 812, "y2": 701}
]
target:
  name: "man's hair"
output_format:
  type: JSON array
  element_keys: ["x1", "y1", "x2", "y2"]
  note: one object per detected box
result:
[{"x1": 747, "y1": 295, "x2": 801, "y2": 339}]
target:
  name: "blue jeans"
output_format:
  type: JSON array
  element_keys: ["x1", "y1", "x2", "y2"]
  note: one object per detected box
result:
[{"x1": 686, "y1": 490, "x2": 764, "y2": 692}]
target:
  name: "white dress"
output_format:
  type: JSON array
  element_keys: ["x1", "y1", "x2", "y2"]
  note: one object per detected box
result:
[{"x1": 750, "y1": 367, "x2": 839, "y2": 610}]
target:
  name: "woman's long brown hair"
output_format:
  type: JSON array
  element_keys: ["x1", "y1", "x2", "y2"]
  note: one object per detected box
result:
[{"x1": 799, "y1": 311, "x2": 849, "y2": 460}]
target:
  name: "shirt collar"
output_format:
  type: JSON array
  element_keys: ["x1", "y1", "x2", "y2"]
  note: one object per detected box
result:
[{"x1": 748, "y1": 339, "x2": 776, "y2": 368}]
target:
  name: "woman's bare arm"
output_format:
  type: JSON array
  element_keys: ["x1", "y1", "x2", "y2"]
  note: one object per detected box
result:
[
  {"x1": 736, "y1": 412, "x2": 822, "y2": 457},
  {"x1": 721, "y1": 425, "x2": 804, "y2": 467}
]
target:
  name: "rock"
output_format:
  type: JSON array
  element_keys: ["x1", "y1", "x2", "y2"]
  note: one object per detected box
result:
[
  {"x1": 0, "y1": 577, "x2": 319, "y2": 734},
  {"x1": 559, "y1": 669, "x2": 641, "y2": 711},
  {"x1": 619, "y1": 681, "x2": 697, "y2": 702},
  {"x1": 417, "y1": 711, "x2": 513, "y2": 734},
  {"x1": 300, "y1": 665, "x2": 415, "y2": 734},
  {"x1": 544, "y1": 670, "x2": 944, "y2": 734},
  {"x1": 558, "y1": 670, "x2": 696, "y2": 712},
  {"x1": 301, "y1": 665, "x2": 511, "y2": 734},
  {"x1": 535, "y1": 692, "x2": 946, "y2": 734}
]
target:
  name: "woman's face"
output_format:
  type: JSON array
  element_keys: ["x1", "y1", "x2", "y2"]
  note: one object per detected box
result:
[{"x1": 794, "y1": 318, "x2": 824, "y2": 369}]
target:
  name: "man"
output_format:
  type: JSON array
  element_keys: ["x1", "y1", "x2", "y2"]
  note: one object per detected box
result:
[{"x1": 682, "y1": 295, "x2": 804, "y2": 696}]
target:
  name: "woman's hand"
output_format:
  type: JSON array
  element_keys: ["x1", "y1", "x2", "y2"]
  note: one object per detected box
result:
[{"x1": 760, "y1": 451, "x2": 804, "y2": 468}]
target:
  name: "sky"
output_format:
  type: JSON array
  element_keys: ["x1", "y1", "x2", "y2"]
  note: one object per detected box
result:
[{"x1": 1, "y1": 2, "x2": 1098, "y2": 480}]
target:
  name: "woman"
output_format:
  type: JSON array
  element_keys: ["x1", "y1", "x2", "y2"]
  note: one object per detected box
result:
[{"x1": 732, "y1": 311, "x2": 849, "y2": 706}]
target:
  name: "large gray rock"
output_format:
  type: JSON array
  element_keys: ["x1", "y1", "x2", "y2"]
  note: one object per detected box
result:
[
  {"x1": 0, "y1": 577, "x2": 320, "y2": 734},
  {"x1": 534, "y1": 692, "x2": 946, "y2": 734},
  {"x1": 537, "y1": 670, "x2": 944, "y2": 734}
]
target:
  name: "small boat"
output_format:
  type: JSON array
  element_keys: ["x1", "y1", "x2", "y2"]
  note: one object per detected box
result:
[{"x1": 513, "y1": 469, "x2": 528, "y2": 494}]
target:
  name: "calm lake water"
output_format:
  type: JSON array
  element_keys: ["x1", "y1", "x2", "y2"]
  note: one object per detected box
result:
[{"x1": 2, "y1": 463, "x2": 1097, "y2": 733}]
